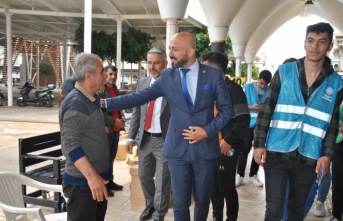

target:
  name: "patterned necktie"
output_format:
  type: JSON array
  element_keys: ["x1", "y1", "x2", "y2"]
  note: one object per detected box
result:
[
  {"x1": 181, "y1": 68, "x2": 193, "y2": 111},
  {"x1": 144, "y1": 99, "x2": 156, "y2": 130}
]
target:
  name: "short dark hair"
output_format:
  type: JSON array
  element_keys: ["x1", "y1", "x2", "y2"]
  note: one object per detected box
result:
[
  {"x1": 104, "y1": 65, "x2": 118, "y2": 72},
  {"x1": 258, "y1": 70, "x2": 272, "y2": 84},
  {"x1": 200, "y1": 51, "x2": 228, "y2": 73},
  {"x1": 306, "y1": 22, "x2": 334, "y2": 42}
]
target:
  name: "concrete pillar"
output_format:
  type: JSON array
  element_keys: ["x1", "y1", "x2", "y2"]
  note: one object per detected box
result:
[
  {"x1": 63, "y1": 40, "x2": 67, "y2": 82},
  {"x1": 208, "y1": 27, "x2": 228, "y2": 53},
  {"x1": 340, "y1": 48, "x2": 343, "y2": 71},
  {"x1": 232, "y1": 44, "x2": 246, "y2": 77},
  {"x1": 6, "y1": 11, "x2": 13, "y2": 106},
  {"x1": 157, "y1": 0, "x2": 189, "y2": 66},
  {"x1": 84, "y1": 0, "x2": 92, "y2": 53},
  {"x1": 245, "y1": 53, "x2": 256, "y2": 83},
  {"x1": 36, "y1": 42, "x2": 40, "y2": 88},
  {"x1": 165, "y1": 19, "x2": 179, "y2": 65},
  {"x1": 235, "y1": 57, "x2": 241, "y2": 77},
  {"x1": 116, "y1": 18, "x2": 123, "y2": 88}
]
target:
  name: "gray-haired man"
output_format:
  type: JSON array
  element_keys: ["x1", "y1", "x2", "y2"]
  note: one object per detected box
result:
[{"x1": 125, "y1": 47, "x2": 171, "y2": 221}]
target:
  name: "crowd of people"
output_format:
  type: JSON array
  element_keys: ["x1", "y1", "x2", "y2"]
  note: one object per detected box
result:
[{"x1": 59, "y1": 22, "x2": 343, "y2": 221}]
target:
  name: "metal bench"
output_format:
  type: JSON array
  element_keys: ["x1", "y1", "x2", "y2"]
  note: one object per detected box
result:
[{"x1": 19, "y1": 131, "x2": 65, "y2": 212}]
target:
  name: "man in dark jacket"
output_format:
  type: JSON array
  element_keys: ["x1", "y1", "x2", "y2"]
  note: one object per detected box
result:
[
  {"x1": 98, "y1": 65, "x2": 125, "y2": 196},
  {"x1": 201, "y1": 52, "x2": 250, "y2": 221}
]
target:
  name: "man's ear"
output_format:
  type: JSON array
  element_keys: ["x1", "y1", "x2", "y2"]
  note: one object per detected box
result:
[
  {"x1": 327, "y1": 42, "x2": 333, "y2": 52},
  {"x1": 84, "y1": 71, "x2": 92, "y2": 82},
  {"x1": 188, "y1": 48, "x2": 196, "y2": 57}
]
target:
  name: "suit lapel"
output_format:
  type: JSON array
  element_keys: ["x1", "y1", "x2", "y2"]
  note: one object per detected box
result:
[
  {"x1": 161, "y1": 97, "x2": 167, "y2": 111},
  {"x1": 172, "y1": 68, "x2": 191, "y2": 112},
  {"x1": 193, "y1": 65, "x2": 207, "y2": 110},
  {"x1": 140, "y1": 77, "x2": 151, "y2": 117}
]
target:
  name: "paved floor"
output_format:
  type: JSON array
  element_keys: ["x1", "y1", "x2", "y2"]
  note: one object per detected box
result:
[{"x1": 0, "y1": 106, "x2": 332, "y2": 221}]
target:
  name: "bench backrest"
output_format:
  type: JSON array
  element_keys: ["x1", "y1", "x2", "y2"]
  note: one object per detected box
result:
[{"x1": 19, "y1": 131, "x2": 62, "y2": 173}]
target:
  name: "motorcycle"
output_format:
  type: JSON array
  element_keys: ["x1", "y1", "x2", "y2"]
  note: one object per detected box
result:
[
  {"x1": 0, "y1": 87, "x2": 4, "y2": 106},
  {"x1": 17, "y1": 82, "x2": 55, "y2": 107}
]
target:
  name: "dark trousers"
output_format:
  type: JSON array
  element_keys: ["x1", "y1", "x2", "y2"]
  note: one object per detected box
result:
[
  {"x1": 332, "y1": 142, "x2": 343, "y2": 220},
  {"x1": 211, "y1": 152, "x2": 239, "y2": 221},
  {"x1": 107, "y1": 131, "x2": 120, "y2": 181},
  {"x1": 63, "y1": 183, "x2": 107, "y2": 221},
  {"x1": 264, "y1": 151, "x2": 316, "y2": 221},
  {"x1": 168, "y1": 145, "x2": 216, "y2": 221},
  {"x1": 236, "y1": 127, "x2": 259, "y2": 177}
]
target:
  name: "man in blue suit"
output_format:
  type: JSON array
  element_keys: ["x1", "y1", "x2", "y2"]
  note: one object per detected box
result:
[{"x1": 102, "y1": 32, "x2": 233, "y2": 221}]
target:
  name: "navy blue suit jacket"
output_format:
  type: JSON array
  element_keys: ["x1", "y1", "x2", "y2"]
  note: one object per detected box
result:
[{"x1": 106, "y1": 62, "x2": 233, "y2": 160}]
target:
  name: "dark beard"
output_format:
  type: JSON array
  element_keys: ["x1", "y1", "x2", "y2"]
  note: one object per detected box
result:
[{"x1": 171, "y1": 57, "x2": 188, "y2": 68}]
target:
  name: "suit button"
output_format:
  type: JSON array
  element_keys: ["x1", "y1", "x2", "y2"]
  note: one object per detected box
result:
[{"x1": 190, "y1": 114, "x2": 194, "y2": 117}]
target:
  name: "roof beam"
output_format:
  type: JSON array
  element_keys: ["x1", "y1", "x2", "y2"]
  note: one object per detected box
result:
[
  {"x1": 104, "y1": 0, "x2": 133, "y2": 27},
  {"x1": 37, "y1": 0, "x2": 60, "y2": 12},
  {"x1": 8, "y1": 9, "x2": 161, "y2": 20}
]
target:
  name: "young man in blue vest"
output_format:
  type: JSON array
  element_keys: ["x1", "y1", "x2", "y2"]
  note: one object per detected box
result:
[
  {"x1": 236, "y1": 70, "x2": 271, "y2": 188},
  {"x1": 253, "y1": 22, "x2": 343, "y2": 221}
]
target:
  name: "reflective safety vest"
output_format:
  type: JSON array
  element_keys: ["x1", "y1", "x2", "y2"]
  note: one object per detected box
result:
[
  {"x1": 266, "y1": 62, "x2": 343, "y2": 159},
  {"x1": 245, "y1": 83, "x2": 268, "y2": 128}
]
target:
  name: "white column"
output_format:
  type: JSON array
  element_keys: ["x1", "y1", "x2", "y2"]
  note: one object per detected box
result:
[
  {"x1": 245, "y1": 53, "x2": 256, "y2": 83},
  {"x1": 166, "y1": 19, "x2": 178, "y2": 67},
  {"x1": 235, "y1": 57, "x2": 241, "y2": 77},
  {"x1": 36, "y1": 42, "x2": 40, "y2": 88},
  {"x1": 340, "y1": 48, "x2": 343, "y2": 71},
  {"x1": 157, "y1": 0, "x2": 189, "y2": 66},
  {"x1": 247, "y1": 63, "x2": 252, "y2": 83},
  {"x1": 66, "y1": 44, "x2": 71, "y2": 78},
  {"x1": 116, "y1": 18, "x2": 123, "y2": 88},
  {"x1": 84, "y1": 0, "x2": 92, "y2": 53},
  {"x1": 63, "y1": 40, "x2": 68, "y2": 81},
  {"x1": 232, "y1": 44, "x2": 246, "y2": 77},
  {"x1": 6, "y1": 11, "x2": 13, "y2": 106}
]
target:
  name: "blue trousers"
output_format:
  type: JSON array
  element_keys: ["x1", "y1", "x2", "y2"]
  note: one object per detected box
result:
[{"x1": 168, "y1": 145, "x2": 216, "y2": 221}]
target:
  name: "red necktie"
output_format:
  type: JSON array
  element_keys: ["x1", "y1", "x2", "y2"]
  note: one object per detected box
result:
[{"x1": 144, "y1": 99, "x2": 156, "y2": 130}]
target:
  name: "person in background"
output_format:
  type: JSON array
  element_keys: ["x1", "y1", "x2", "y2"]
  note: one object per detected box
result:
[
  {"x1": 125, "y1": 47, "x2": 171, "y2": 221},
  {"x1": 253, "y1": 22, "x2": 343, "y2": 221},
  {"x1": 312, "y1": 166, "x2": 331, "y2": 217},
  {"x1": 236, "y1": 70, "x2": 272, "y2": 187},
  {"x1": 98, "y1": 65, "x2": 125, "y2": 197},
  {"x1": 59, "y1": 53, "x2": 109, "y2": 221},
  {"x1": 330, "y1": 103, "x2": 343, "y2": 221},
  {"x1": 102, "y1": 32, "x2": 233, "y2": 221},
  {"x1": 201, "y1": 52, "x2": 250, "y2": 221},
  {"x1": 61, "y1": 75, "x2": 76, "y2": 99}
]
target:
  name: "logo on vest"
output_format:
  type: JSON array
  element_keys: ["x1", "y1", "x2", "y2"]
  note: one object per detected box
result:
[
  {"x1": 322, "y1": 87, "x2": 333, "y2": 102},
  {"x1": 219, "y1": 165, "x2": 225, "y2": 171}
]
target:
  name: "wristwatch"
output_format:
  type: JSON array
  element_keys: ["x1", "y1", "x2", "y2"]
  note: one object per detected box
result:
[{"x1": 100, "y1": 99, "x2": 106, "y2": 108}]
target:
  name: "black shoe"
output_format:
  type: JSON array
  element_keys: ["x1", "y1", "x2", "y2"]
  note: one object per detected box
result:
[
  {"x1": 108, "y1": 180, "x2": 123, "y2": 191},
  {"x1": 107, "y1": 188, "x2": 114, "y2": 197},
  {"x1": 139, "y1": 206, "x2": 155, "y2": 220},
  {"x1": 212, "y1": 217, "x2": 223, "y2": 221}
]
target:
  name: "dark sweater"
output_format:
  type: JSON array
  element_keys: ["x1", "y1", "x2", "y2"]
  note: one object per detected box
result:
[{"x1": 59, "y1": 84, "x2": 109, "y2": 186}]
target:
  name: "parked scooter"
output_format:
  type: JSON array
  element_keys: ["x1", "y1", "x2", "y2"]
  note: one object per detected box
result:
[
  {"x1": 0, "y1": 87, "x2": 4, "y2": 106},
  {"x1": 17, "y1": 82, "x2": 55, "y2": 107}
]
